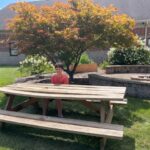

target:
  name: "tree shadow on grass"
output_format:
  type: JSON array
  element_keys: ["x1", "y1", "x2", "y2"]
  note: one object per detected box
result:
[
  {"x1": 106, "y1": 136, "x2": 135, "y2": 150},
  {"x1": 0, "y1": 124, "x2": 135, "y2": 150},
  {"x1": 36, "y1": 100, "x2": 100, "y2": 122},
  {"x1": 0, "y1": 124, "x2": 97, "y2": 150}
]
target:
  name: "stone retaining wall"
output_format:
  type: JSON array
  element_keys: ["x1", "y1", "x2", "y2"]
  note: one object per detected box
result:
[
  {"x1": 89, "y1": 74, "x2": 150, "y2": 98},
  {"x1": 16, "y1": 74, "x2": 89, "y2": 85},
  {"x1": 105, "y1": 65, "x2": 150, "y2": 74}
]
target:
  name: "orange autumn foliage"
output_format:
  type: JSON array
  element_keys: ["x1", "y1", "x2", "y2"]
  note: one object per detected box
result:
[{"x1": 8, "y1": 0, "x2": 138, "y2": 79}]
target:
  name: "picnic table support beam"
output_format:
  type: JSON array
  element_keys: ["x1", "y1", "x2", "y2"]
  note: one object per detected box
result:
[
  {"x1": 81, "y1": 100, "x2": 99, "y2": 113},
  {"x1": 5, "y1": 95, "x2": 15, "y2": 110},
  {"x1": 12, "y1": 98, "x2": 37, "y2": 111}
]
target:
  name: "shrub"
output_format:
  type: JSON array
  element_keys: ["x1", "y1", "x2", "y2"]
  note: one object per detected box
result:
[
  {"x1": 79, "y1": 53, "x2": 93, "y2": 64},
  {"x1": 100, "y1": 60, "x2": 109, "y2": 69},
  {"x1": 19, "y1": 55, "x2": 54, "y2": 75},
  {"x1": 108, "y1": 41, "x2": 150, "y2": 65}
]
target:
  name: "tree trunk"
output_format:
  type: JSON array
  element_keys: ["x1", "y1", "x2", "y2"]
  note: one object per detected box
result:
[
  {"x1": 68, "y1": 71, "x2": 75, "y2": 83},
  {"x1": 65, "y1": 65, "x2": 75, "y2": 83},
  {"x1": 65, "y1": 60, "x2": 81, "y2": 83}
]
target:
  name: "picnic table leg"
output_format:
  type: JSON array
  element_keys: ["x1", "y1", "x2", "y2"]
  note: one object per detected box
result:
[
  {"x1": 1, "y1": 95, "x2": 15, "y2": 129},
  {"x1": 5, "y1": 95, "x2": 15, "y2": 110},
  {"x1": 101, "y1": 103, "x2": 114, "y2": 150},
  {"x1": 100, "y1": 101, "x2": 106, "y2": 150},
  {"x1": 100, "y1": 101, "x2": 106, "y2": 123},
  {"x1": 42, "y1": 99, "x2": 50, "y2": 116},
  {"x1": 105, "y1": 103, "x2": 114, "y2": 123}
]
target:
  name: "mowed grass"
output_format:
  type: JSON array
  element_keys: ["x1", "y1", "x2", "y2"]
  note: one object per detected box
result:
[
  {"x1": 0, "y1": 66, "x2": 150, "y2": 150},
  {"x1": 0, "y1": 66, "x2": 22, "y2": 87}
]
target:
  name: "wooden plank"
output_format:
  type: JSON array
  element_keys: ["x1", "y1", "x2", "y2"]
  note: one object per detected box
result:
[
  {"x1": 110, "y1": 99, "x2": 127, "y2": 105},
  {"x1": 8, "y1": 84, "x2": 126, "y2": 95},
  {"x1": 21, "y1": 83, "x2": 126, "y2": 89},
  {"x1": 8, "y1": 83, "x2": 126, "y2": 92},
  {"x1": 0, "y1": 88, "x2": 125, "y2": 101},
  {"x1": 0, "y1": 110, "x2": 123, "y2": 131},
  {"x1": 7, "y1": 86, "x2": 126, "y2": 96},
  {"x1": 0, "y1": 110, "x2": 123, "y2": 139},
  {"x1": 0, "y1": 115, "x2": 123, "y2": 139},
  {"x1": 86, "y1": 99, "x2": 127, "y2": 105},
  {"x1": 10, "y1": 83, "x2": 126, "y2": 91}
]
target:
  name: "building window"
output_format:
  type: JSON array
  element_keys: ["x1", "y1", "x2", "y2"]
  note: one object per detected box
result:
[{"x1": 9, "y1": 42, "x2": 19, "y2": 56}]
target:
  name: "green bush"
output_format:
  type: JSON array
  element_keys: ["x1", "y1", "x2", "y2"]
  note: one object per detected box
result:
[
  {"x1": 79, "y1": 53, "x2": 93, "y2": 64},
  {"x1": 108, "y1": 41, "x2": 150, "y2": 65},
  {"x1": 99, "y1": 60, "x2": 109, "y2": 69},
  {"x1": 19, "y1": 55, "x2": 54, "y2": 75}
]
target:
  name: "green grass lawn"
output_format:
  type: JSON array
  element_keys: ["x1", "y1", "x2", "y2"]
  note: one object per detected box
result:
[
  {"x1": 0, "y1": 66, "x2": 22, "y2": 87},
  {"x1": 0, "y1": 66, "x2": 150, "y2": 150}
]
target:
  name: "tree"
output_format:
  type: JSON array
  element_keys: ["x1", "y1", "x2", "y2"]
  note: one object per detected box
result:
[{"x1": 8, "y1": 0, "x2": 137, "y2": 80}]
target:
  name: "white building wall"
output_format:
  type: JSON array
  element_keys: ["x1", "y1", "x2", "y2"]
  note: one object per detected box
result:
[{"x1": 0, "y1": 51, "x2": 25, "y2": 65}]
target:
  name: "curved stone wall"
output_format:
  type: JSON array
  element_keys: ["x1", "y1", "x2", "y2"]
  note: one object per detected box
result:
[
  {"x1": 89, "y1": 74, "x2": 150, "y2": 98},
  {"x1": 105, "y1": 65, "x2": 150, "y2": 74}
]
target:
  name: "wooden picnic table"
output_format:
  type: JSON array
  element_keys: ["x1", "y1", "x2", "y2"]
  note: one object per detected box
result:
[
  {"x1": 0, "y1": 83, "x2": 127, "y2": 150},
  {"x1": 0, "y1": 83, "x2": 126, "y2": 121}
]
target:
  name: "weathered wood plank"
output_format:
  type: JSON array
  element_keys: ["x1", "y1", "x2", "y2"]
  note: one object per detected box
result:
[
  {"x1": 110, "y1": 99, "x2": 127, "y2": 105},
  {"x1": 22, "y1": 83, "x2": 126, "y2": 89},
  {"x1": 7, "y1": 86, "x2": 126, "y2": 96},
  {"x1": 8, "y1": 83, "x2": 126, "y2": 92},
  {"x1": 86, "y1": 99, "x2": 127, "y2": 105},
  {"x1": 0, "y1": 110, "x2": 124, "y2": 131},
  {"x1": 0, "y1": 110, "x2": 123, "y2": 139},
  {"x1": 0, "y1": 88, "x2": 125, "y2": 101}
]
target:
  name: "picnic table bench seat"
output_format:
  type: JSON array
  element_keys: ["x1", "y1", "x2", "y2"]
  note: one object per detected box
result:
[{"x1": 0, "y1": 109, "x2": 123, "y2": 150}]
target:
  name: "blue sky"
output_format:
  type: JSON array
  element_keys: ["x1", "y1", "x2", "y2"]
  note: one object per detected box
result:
[{"x1": 0, "y1": 0, "x2": 39, "y2": 9}]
